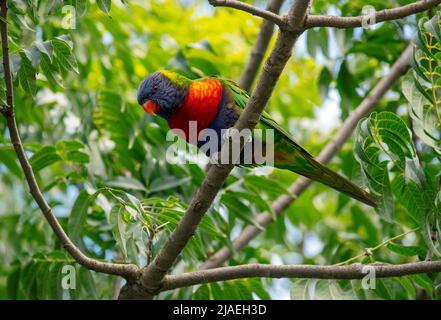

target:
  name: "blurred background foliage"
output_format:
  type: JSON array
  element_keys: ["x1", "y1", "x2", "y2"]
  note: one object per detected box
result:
[{"x1": 0, "y1": 0, "x2": 439, "y2": 300}]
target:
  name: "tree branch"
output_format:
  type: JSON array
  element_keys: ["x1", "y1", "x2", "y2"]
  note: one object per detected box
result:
[
  {"x1": 208, "y1": 0, "x2": 440, "y2": 31},
  {"x1": 239, "y1": 0, "x2": 285, "y2": 92},
  {"x1": 305, "y1": 0, "x2": 441, "y2": 29},
  {"x1": 0, "y1": 1, "x2": 139, "y2": 282},
  {"x1": 162, "y1": 260, "x2": 441, "y2": 291},
  {"x1": 125, "y1": 0, "x2": 312, "y2": 299},
  {"x1": 199, "y1": 45, "x2": 413, "y2": 270},
  {"x1": 208, "y1": 0, "x2": 286, "y2": 28}
]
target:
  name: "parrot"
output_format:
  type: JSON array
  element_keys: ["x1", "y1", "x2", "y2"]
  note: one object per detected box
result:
[{"x1": 137, "y1": 70, "x2": 378, "y2": 207}]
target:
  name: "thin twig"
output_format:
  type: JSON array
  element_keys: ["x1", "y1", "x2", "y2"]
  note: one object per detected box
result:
[
  {"x1": 208, "y1": 0, "x2": 286, "y2": 28},
  {"x1": 335, "y1": 228, "x2": 419, "y2": 266}
]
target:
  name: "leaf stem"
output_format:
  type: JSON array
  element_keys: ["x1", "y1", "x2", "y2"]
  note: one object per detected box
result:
[{"x1": 335, "y1": 227, "x2": 419, "y2": 266}]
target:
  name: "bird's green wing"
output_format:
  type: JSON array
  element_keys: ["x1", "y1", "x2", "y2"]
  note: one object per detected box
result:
[
  {"x1": 218, "y1": 77, "x2": 378, "y2": 207},
  {"x1": 219, "y1": 77, "x2": 313, "y2": 157}
]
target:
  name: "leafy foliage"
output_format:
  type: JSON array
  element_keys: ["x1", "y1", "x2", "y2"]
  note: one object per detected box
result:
[
  {"x1": 355, "y1": 111, "x2": 440, "y2": 254},
  {"x1": 354, "y1": 15, "x2": 441, "y2": 261},
  {"x1": 0, "y1": 0, "x2": 440, "y2": 300},
  {"x1": 403, "y1": 15, "x2": 441, "y2": 155}
]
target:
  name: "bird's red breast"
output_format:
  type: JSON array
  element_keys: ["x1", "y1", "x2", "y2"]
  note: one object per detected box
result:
[{"x1": 168, "y1": 78, "x2": 223, "y2": 143}]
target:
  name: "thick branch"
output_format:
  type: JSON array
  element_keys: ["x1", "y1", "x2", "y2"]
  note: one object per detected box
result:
[
  {"x1": 163, "y1": 260, "x2": 441, "y2": 290},
  {"x1": 200, "y1": 45, "x2": 413, "y2": 270},
  {"x1": 208, "y1": 0, "x2": 286, "y2": 27},
  {"x1": 0, "y1": 1, "x2": 138, "y2": 281},
  {"x1": 306, "y1": 0, "x2": 441, "y2": 29},
  {"x1": 239, "y1": 0, "x2": 285, "y2": 92},
  {"x1": 134, "y1": 0, "x2": 312, "y2": 298}
]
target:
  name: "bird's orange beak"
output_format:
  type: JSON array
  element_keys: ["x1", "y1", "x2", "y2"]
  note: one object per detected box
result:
[{"x1": 143, "y1": 100, "x2": 160, "y2": 115}]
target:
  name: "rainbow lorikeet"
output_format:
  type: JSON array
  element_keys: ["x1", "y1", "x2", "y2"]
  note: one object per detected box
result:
[{"x1": 137, "y1": 70, "x2": 378, "y2": 207}]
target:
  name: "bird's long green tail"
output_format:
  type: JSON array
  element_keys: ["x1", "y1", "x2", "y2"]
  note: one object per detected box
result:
[
  {"x1": 275, "y1": 149, "x2": 378, "y2": 207},
  {"x1": 220, "y1": 78, "x2": 378, "y2": 207}
]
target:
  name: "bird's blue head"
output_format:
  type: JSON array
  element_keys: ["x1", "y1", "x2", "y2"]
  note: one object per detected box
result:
[{"x1": 137, "y1": 71, "x2": 189, "y2": 120}]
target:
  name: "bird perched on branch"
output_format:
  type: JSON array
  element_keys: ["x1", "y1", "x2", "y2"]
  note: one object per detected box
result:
[{"x1": 137, "y1": 70, "x2": 378, "y2": 207}]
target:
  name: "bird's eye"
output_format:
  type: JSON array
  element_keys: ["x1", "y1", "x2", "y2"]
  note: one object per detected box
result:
[{"x1": 153, "y1": 84, "x2": 159, "y2": 91}]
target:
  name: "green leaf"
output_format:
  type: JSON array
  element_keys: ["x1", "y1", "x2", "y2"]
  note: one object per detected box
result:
[
  {"x1": 410, "y1": 274, "x2": 434, "y2": 297},
  {"x1": 373, "y1": 279, "x2": 393, "y2": 299},
  {"x1": 72, "y1": 0, "x2": 88, "y2": 17},
  {"x1": 35, "y1": 41, "x2": 54, "y2": 63},
  {"x1": 22, "y1": 45, "x2": 42, "y2": 69},
  {"x1": 291, "y1": 279, "x2": 356, "y2": 300},
  {"x1": 318, "y1": 66, "x2": 332, "y2": 101},
  {"x1": 193, "y1": 284, "x2": 210, "y2": 299},
  {"x1": 48, "y1": 262, "x2": 63, "y2": 299},
  {"x1": 56, "y1": 140, "x2": 85, "y2": 151},
  {"x1": 97, "y1": 0, "x2": 111, "y2": 15},
  {"x1": 141, "y1": 159, "x2": 155, "y2": 185},
  {"x1": 35, "y1": 261, "x2": 51, "y2": 299},
  {"x1": 68, "y1": 190, "x2": 93, "y2": 243},
  {"x1": 21, "y1": 259, "x2": 39, "y2": 299},
  {"x1": 336, "y1": 60, "x2": 360, "y2": 112},
  {"x1": 209, "y1": 282, "x2": 226, "y2": 299},
  {"x1": 230, "y1": 190, "x2": 274, "y2": 219},
  {"x1": 40, "y1": 55, "x2": 63, "y2": 87},
  {"x1": 221, "y1": 192, "x2": 263, "y2": 230},
  {"x1": 107, "y1": 176, "x2": 147, "y2": 191},
  {"x1": 354, "y1": 112, "x2": 432, "y2": 224},
  {"x1": 386, "y1": 242, "x2": 425, "y2": 257},
  {"x1": 399, "y1": 277, "x2": 416, "y2": 300},
  {"x1": 402, "y1": 73, "x2": 440, "y2": 152},
  {"x1": 7, "y1": 265, "x2": 21, "y2": 299},
  {"x1": 222, "y1": 281, "x2": 244, "y2": 300},
  {"x1": 246, "y1": 278, "x2": 270, "y2": 300},
  {"x1": 56, "y1": 35, "x2": 74, "y2": 49},
  {"x1": 149, "y1": 176, "x2": 191, "y2": 193},
  {"x1": 0, "y1": 148, "x2": 23, "y2": 178},
  {"x1": 29, "y1": 146, "x2": 62, "y2": 172},
  {"x1": 126, "y1": 192, "x2": 144, "y2": 214},
  {"x1": 421, "y1": 212, "x2": 441, "y2": 256},
  {"x1": 109, "y1": 205, "x2": 128, "y2": 259},
  {"x1": 52, "y1": 37, "x2": 79, "y2": 74},
  {"x1": 306, "y1": 28, "x2": 319, "y2": 57},
  {"x1": 10, "y1": 54, "x2": 22, "y2": 78},
  {"x1": 187, "y1": 39, "x2": 216, "y2": 54},
  {"x1": 243, "y1": 175, "x2": 289, "y2": 199},
  {"x1": 233, "y1": 280, "x2": 254, "y2": 299},
  {"x1": 64, "y1": 150, "x2": 90, "y2": 164},
  {"x1": 18, "y1": 53, "x2": 36, "y2": 98},
  {"x1": 78, "y1": 268, "x2": 98, "y2": 299},
  {"x1": 404, "y1": 15, "x2": 441, "y2": 156},
  {"x1": 350, "y1": 206, "x2": 380, "y2": 245},
  {"x1": 424, "y1": 15, "x2": 441, "y2": 41},
  {"x1": 94, "y1": 90, "x2": 138, "y2": 153}
]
